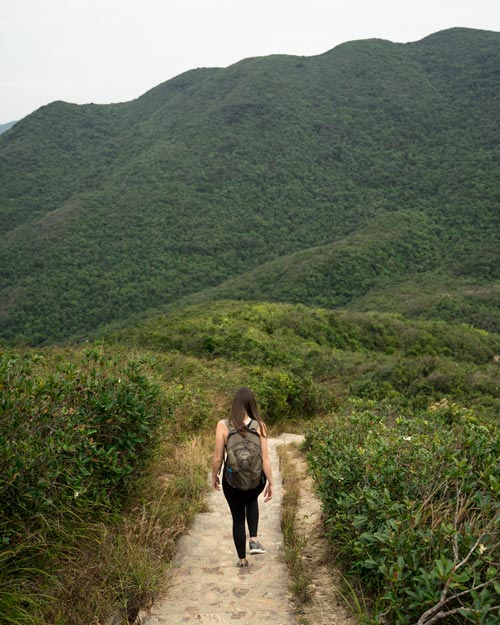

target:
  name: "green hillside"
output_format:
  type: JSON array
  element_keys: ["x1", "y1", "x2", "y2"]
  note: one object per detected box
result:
[
  {"x1": 107, "y1": 300, "x2": 500, "y2": 422},
  {"x1": 0, "y1": 27, "x2": 499, "y2": 343},
  {"x1": 2, "y1": 299, "x2": 499, "y2": 623},
  {"x1": 174, "y1": 211, "x2": 500, "y2": 332}
]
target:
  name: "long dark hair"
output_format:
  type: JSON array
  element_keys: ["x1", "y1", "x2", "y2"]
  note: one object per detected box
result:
[{"x1": 229, "y1": 387, "x2": 266, "y2": 438}]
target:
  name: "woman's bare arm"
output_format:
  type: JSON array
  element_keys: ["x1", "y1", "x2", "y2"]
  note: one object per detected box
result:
[
  {"x1": 212, "y1": 420, "x2": 227, "y2": 490},
  {"x1": 260, "y1": 424, "x2": 274, "y2": 501}
]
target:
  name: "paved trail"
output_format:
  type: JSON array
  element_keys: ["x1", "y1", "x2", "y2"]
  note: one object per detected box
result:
[{"x1": 144, "y1": 434, "x2": 304, "y2": 625}]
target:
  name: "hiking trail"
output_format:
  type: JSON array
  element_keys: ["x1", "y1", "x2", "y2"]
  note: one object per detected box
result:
[{"x1": 142, "y1": 434, "x2": 354, "y2": 625}]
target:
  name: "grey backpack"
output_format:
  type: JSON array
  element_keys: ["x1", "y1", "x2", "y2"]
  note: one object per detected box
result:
[{"x1": 224, "y1": 419, "x2": 263, "y2": 490}]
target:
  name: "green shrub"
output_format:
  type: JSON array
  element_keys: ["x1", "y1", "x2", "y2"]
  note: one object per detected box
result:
[
  {"x1": 165, "y1": 381, "x2": 214, "y2": 431},
  {"x1": 0, "y1": 348, "x2": 165, "y2": 540},
  {"x1": 305, "y1": 399, "x2": 500, "y2": 624},
  {"x1": 111, "y1": 301, "x2": 500, "y2": 422},
  {"x1": 0, "y1": 347, "x2": 185, "y2": 624},
  {"x1": 248, "y1": 367, "x2": 334, "y2": 424}
]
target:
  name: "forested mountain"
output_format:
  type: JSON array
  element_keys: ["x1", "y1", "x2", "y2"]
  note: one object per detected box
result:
[{"x1": 0, "y1": 27, "x2": 499, "y2": 344}]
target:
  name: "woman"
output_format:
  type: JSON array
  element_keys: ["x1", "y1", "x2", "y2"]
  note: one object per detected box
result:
[{"x1": 212, "y1": 387, "x2": 273, "y2": 567}]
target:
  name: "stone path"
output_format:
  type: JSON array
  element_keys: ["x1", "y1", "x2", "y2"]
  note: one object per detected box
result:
[{"x1": 143, "y1": 433, "x2": 304, "y2": 625}]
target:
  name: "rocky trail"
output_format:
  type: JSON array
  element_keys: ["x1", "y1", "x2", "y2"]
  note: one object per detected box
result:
[{"x1": 142, "y1": 434, "x2": 356, "y2": 625}]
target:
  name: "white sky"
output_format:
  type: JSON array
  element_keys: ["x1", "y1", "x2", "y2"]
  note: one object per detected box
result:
[{"x1": 1, "y1": 0, "x2": 499, "y2": 122}]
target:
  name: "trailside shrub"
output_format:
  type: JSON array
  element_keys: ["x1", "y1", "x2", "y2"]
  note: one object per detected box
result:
[
  {"x1": 0, "y1": 348, "x2": 166, "y2": 541},
  {"x1": 305, "y1": 399, "x2": 500, "y2": 625},
  {"x1": 247, "y1": 366, "x2": 334, "y2": 424}
]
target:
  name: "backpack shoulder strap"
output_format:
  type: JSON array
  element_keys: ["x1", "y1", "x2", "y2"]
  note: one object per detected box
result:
[
  {"x1": 247, "y1": 419, "x2": 261, "y2": 436},
  {"x1": 224, "y1": 418, "x2": 260, "y2": 437},
  {"x1": 224, "y1": 418, "x2": 239, "y2": 438}
]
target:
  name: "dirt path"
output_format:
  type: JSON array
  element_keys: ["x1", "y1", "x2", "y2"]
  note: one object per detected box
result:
[
  {"x1": 142, "y1": 434, "x2": 357, "y2": 625},
  {"x1": 143, "y1": 434, "x2": 303, "y2": 625}
]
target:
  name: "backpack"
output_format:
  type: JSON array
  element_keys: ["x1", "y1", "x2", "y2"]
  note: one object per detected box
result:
[{"x1": 223, "y1": 418, "x2": 263, "y2": 490}]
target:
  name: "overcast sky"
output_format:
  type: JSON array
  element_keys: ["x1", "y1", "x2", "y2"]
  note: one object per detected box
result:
[{"x1": 1, "y1": 0, "x2": 499, "y2": 123}]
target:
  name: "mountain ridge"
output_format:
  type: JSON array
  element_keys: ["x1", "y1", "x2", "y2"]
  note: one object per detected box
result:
[
  {"x1": 0, "y1": 27, "x2": 499, "y2": 343},
  {"x1": 0, "y1": 121, "x2": 16, "y2": 134}
]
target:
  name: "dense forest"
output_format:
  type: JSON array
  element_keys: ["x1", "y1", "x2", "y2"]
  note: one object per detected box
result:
[{"x1": 0, "y1": 27, "x2": 499, "y2": 343}]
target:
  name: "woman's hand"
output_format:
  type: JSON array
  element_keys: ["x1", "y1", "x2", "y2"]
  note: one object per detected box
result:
[
  {"x1": 263, "y1": 482, "x2": 273, "y2": 502},
  {"x1": 213, "y1": 474, "x2": 221, "y2": 491}
]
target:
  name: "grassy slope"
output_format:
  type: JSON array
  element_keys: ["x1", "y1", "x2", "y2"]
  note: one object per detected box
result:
[{"x1": 0, "y1": 28, "x2": 499, "y2": 343}]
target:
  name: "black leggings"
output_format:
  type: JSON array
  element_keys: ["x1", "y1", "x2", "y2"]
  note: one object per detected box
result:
[{"x1": 223, "y1": 478, "x2": 265, "y2": 559}]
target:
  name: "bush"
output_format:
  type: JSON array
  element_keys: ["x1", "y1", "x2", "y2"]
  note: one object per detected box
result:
[
  {"x1": 0, "y1": 346, "x2": 217, "y2": 625},
  {"x1": 248, "y1": 366, "x2": 334, "y2": 424},
  {"x1": 305, "y1": 399, "x2": 500, "y2": 625},
  {"x1": 0, "y1": 348, "x2": 166, "y2": 541}
]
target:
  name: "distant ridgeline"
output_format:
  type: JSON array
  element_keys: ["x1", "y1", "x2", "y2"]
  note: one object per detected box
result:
[
  {"x1": 0, "y1": 121, "x2": 17, "y2": 134},
  {"x1": 0, "y1": 27, "x2": 499, "y2": 344}
]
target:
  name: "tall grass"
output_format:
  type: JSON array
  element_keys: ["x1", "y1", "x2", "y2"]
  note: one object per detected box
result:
[
  {"x1": 278, "y1": 443, "x2": 312, "y2": 603},
  {"x1": 0, "y1": 435, "x2": 211, "y2": 625}
]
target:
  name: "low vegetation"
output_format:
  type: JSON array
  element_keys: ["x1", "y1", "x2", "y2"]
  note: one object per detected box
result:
[
  {"x1": 2, "y1": 300, "x2": 499, "y2": 623},
  {"x1": 0, "y1": 347, "x2": 212, "y2": 624},
  {"x1": 110, "y1": 301, "x2": 500, "y2": 422},
  {"x1": 0, "y1": 321, "x2": 331, "y2": 624},
  {"x1": 278, "y1": 443, "x2": 312, "y2": 603},
  {"x1": 305, "y1": 399, "x2": 500, "y2": 625}
]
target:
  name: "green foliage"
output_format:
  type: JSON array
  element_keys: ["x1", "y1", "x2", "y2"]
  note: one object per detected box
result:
[
  {"x1": 0, "y1": 345, "x2": 214, "y2": 624},
  {"x1": 109, "y1": 301, "x2": 500, "y2": 421},
  {"x1": 305, "y1": 399, "x2": 500, "y2": 624},
  {"x1": 0, "y1": 348, "x2": 165, "y2": 540},
  {"x1": 112, "y1": 301, "x2": 500, "y2": 365},
  {"x1": 1, "y1": 294, "x2": 499, "y2": 622},
  {"x1": 0, "y1": 28, "x2": 499, "y2": 343},
  {"x1": 247, "y1": 366, "x2": 330, "y2": 425}
]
